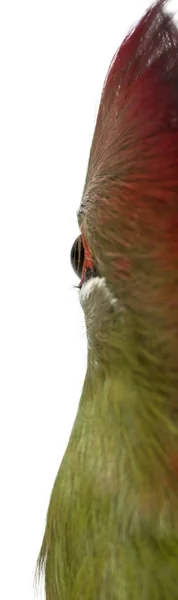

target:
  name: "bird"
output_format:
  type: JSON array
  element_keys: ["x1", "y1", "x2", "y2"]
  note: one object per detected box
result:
[{"x1": 37, "y1": 1, "x2": 178, "y2": 598}]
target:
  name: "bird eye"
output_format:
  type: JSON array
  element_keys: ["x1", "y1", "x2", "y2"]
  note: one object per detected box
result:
[{"x1": 70, "y1": 234, "x2": 84, "y2": 279}]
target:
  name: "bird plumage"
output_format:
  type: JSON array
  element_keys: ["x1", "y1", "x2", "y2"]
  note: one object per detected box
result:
[{"x1": 37, "y1": 2, "x2": 178, "y2": 597}]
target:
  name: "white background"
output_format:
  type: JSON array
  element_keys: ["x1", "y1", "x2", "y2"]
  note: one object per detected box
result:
[{"x1": 0, "y1": 1, "x2": 177, "y2": 599}]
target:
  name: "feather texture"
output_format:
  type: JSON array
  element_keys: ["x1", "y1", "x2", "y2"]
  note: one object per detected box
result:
[{"x1": 37, "y1": 2, "x2": 178, "y2": 598}]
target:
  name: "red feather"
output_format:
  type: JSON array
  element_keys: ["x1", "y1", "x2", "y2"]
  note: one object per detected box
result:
[{"x1": 80, "y1": 0, "x2": 178, "y2": 317}]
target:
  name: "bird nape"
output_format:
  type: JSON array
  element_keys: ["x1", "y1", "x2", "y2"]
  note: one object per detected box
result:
[{"x1": 37, "y1": 1, "x2": 178, "y2": 598}]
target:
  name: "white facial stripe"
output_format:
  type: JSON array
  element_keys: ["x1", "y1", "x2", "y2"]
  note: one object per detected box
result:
[
  {"x1": 79, "y1": 276, "x2": 118, "y2": 306},
  {"x1": 79, "y1": 276, "x2": 99, "y2": 302}
]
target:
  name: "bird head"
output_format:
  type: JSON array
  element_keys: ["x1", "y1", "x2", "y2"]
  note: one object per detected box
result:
[{"x1": 71, "y1": 0, "x2": 178, "y2": 394}]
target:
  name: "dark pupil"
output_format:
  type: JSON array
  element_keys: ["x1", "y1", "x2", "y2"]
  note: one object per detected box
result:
[{"x1": 70, "y1": 235, "x2": 84, "y2": 279}]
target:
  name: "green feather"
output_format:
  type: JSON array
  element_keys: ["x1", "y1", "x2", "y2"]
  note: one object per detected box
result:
[
  {"x1": 37, "y1": 283, "x2": 178, "y2": 598},
  {"x1": 37, "y1": 1, "x2": 178, "y2": 596}
]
